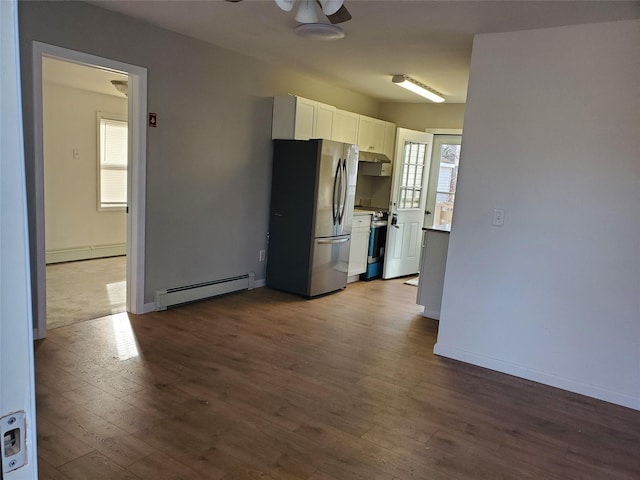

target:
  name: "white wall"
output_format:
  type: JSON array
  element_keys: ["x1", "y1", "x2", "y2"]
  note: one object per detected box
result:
[
  {"x1": 43, "y1": 82, "x2": 127, "y2": 261},
  {"x1": 435, "y1": 20, "x2": 640, "y2": 410}
]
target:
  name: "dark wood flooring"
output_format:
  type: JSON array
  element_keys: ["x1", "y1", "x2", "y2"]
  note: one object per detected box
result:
[{"x1": 35, "y1": 279, "x2": 640, "y2": 479}]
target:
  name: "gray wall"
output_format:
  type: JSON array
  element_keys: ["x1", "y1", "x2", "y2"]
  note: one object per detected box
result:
[
  {"x1": 435, "y1": 20, "x2": 640, "y2": 410},
  {"x1": 19, "y1": 1, "x2": 380, "y2": 307}
]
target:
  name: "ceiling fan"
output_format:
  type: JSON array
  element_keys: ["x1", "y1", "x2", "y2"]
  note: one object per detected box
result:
[{"x1": 224, "y1": 0, "x2": 352, "y2": 25}]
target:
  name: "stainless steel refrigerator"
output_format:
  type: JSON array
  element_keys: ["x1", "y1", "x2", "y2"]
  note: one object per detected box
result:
[{"x1": 266, "y1": 139, "x2": 358, "y2": 297}]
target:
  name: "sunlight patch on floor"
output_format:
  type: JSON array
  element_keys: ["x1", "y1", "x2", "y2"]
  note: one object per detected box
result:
[{"x1": 110, "y1": 312, "x2": 139, "y2": 360}]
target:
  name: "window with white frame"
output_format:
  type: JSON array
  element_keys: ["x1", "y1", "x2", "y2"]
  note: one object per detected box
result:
[{"x1": 98, "y1": 112, "x2": 128, "y2": 210}]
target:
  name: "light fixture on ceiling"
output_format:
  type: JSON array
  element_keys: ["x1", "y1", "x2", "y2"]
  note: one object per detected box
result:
[
  {"x1": 295, "y1": 23, "x2": 345, "y2": 40},
  {"x1": 276, "y1": 0, "x2": 344, "y2": 23},
  {"x1": 111, "y1": 80, "x2": 128, "y2": 97},
  {"x1": 392, "y1": 75, "x2": 445, "y2": 103},
  {"x1": 295, "y1": 0, "x2": 318, "y2": 23}
]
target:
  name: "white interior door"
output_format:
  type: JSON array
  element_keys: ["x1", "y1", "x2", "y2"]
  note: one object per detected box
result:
[
  {"x1": 1, "y1": 1, "x2": 38, "y2": 477},
  {"x1": 383, "y1": 128, "x2": 433, "y2": 279}
]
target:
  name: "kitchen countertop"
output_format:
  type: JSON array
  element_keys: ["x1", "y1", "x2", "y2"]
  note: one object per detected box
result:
[
  {"x1": 423, "y1": 225, "x2": 451, "y2": 233},
  {"x1": 354, "y1": 206, "x2": 388, "y2": 215},
  {"x1": 353, "y1": 208, "x2": 376, "y2": 215}
]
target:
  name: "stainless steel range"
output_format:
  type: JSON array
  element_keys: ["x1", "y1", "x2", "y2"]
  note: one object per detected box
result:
[{"x1": 361, "y1": 210, "x2": 388, "y2": 280}]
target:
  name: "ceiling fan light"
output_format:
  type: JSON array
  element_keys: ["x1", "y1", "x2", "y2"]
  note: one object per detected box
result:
[
  {"x1": 392, "y1": 75, "x2": 445, "y2": 103},
  {"x1": 295, "y1": 23, "x2": 345, "y2": 40},
  {"x1": 319, "y1": 0, "x2": 344, "y2": 16},
  {"x1": 274, "y1": 0, "x2": 295, "y2": 12},
  {"x1": 295, "y1": 0, "x2": 319, "y2": 23},
  {"x1": 111, "y1": 80, "x2": 128, "y2": 97}
]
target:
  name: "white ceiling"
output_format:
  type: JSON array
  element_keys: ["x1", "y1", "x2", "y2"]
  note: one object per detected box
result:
[
  {"x1": 43, "y1": 56, "x2": 128, "y2": 97},
  {"x1": 89, "y1": 0, "x2": 640, "y2": 103}
]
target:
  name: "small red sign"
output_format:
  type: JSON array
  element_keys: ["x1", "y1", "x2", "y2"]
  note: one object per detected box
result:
[{"x1": 149, "y1": 113, "x2": 157, "y2": 128}]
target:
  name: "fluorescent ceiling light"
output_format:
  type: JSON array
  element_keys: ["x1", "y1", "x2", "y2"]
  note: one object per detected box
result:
[{"x1": 392, "y1": 75, "x2": 445, "y2": 103}]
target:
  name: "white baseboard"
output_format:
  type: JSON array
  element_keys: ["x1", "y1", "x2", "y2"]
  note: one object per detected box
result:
[
  {"x1": 433, "y1": 342, "x2": 640, "y2": 411},
  {"x1": 422, "y1": 309, "x2": 440, "y2": 320},
  {"x1": 46, "y1": 243, "x2": 126, "y2": 264},
  {"x1": 142, "y1": 302, "x2": 156, "y2": 314},
  {"x1": 141, "y1": 279, "x2": 266, "y2": 315}
]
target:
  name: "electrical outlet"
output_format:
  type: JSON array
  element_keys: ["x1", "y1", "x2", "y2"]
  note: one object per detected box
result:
[
  {"x1": 492, "y1": 208, "x2": 505, "y2": 227},
  {"x1": 259, "y1": 249, "x2": 266, "y2": 262}
]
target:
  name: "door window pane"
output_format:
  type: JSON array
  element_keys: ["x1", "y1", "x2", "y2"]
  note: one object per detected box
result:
[
  {"x1": 398, "y1": 141, "x2": 427, "y2": 209},
  {"x1": 434, "y1": 143, "x2": 460, "y2": 227}
]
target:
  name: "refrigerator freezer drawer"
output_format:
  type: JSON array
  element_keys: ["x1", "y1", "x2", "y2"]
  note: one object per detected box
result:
[{"x1": 309, "y1": 235, "x2": 350, "y2": 297}]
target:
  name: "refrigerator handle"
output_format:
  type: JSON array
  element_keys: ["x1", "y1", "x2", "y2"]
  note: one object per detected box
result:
[
  {"x1": 317, "y1": 237, "x2": 350, "y2": 245},
  {"x1": 338, "y1": 159, "x2": 348, "y2": 224},
  {"x1": 331, "y1": 159, "x2": 341, "y2": 225}
]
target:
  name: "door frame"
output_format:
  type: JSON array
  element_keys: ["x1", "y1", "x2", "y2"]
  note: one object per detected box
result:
[{"x1": 31, "y1": 42, "x2": 148, "y2": 339}]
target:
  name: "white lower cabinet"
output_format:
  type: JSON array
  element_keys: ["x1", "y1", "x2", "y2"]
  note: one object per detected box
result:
[
  {"x1": 416, "y1": 229, "x2": 450, "y2": 319},
  {"x1": 348, "y1": 214, "x2": 371, "y2": 279}
]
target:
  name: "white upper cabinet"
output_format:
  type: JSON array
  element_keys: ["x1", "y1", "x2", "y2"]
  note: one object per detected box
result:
[
  {"x1": 272, "y1": 96, "x2": 336, "y2": 141},
  {"x1": 272, "y1": 97, "x2": 396, "y2": 154},
  {"x1": 357, "y1": 115, "x2": 386, "y2": 153},
  {"x1": 332, "y1": 109, "x2": 359, "y2": 144},
  {"x1": 315, "y1": 102, "x2": 336, "y2": 140},
  {"x1": 272, "y1": 96, "x2": 317, "y2": 140}
]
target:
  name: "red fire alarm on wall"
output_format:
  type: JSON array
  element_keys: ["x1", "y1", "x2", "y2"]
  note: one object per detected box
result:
[{"x1": 149, "y1": 113, "x2": 157, "y2": 128}]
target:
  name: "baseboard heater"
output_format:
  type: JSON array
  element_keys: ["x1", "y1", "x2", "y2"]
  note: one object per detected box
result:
[{"x1": 154, "y1": 272, "x2": 255, "y2": 311}]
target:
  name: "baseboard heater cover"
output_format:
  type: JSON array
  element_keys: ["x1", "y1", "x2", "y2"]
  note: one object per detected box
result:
[{"x1": 154, "y1": 272, "x2": 255, "y2": 311}]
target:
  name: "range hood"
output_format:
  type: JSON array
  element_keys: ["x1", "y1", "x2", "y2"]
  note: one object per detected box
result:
[
  {"x1": 358, "y1": 150, "x2": 392, "y2": 177},
  {"x1": 358, "y1": 151, "x2": 391, "y2": 163}
]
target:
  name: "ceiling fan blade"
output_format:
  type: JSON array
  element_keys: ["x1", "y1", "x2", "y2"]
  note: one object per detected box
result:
[{"x1": 325, "y1": 4, "x2": 352, "y2": 24}]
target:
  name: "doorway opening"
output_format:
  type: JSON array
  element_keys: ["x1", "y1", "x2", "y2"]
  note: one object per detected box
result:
[
  {"x1": 32, "y1": 43, "x2": 148, "y2": 338},
  {"x1": 42, "y1": 57, "x2": 129, "y2": 329}
]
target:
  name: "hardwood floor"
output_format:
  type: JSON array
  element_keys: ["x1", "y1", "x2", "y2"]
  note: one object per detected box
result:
[{"x1": 35, "y1": 279, "x2": 640, "y2": 479}]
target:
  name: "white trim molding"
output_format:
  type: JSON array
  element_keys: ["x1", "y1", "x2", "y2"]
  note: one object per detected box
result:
[
  {"x1": 424, "y1": 128, "x2": 463, "y2": 135},
  {"x1": 32, "y1": 42, "x2": 148, "y2": 339},
  {"x1": 46, "y1": 244, "x2": 127, "y2": 264}
]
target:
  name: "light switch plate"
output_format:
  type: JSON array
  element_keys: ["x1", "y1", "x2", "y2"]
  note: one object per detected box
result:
[{"x1": 492, "y1": 208, "x2": 505, "y2": 227}]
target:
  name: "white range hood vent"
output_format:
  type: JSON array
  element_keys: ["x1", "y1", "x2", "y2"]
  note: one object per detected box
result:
[{"x1": 358, "y1": 151, "x2": 391, "y2": 163}]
